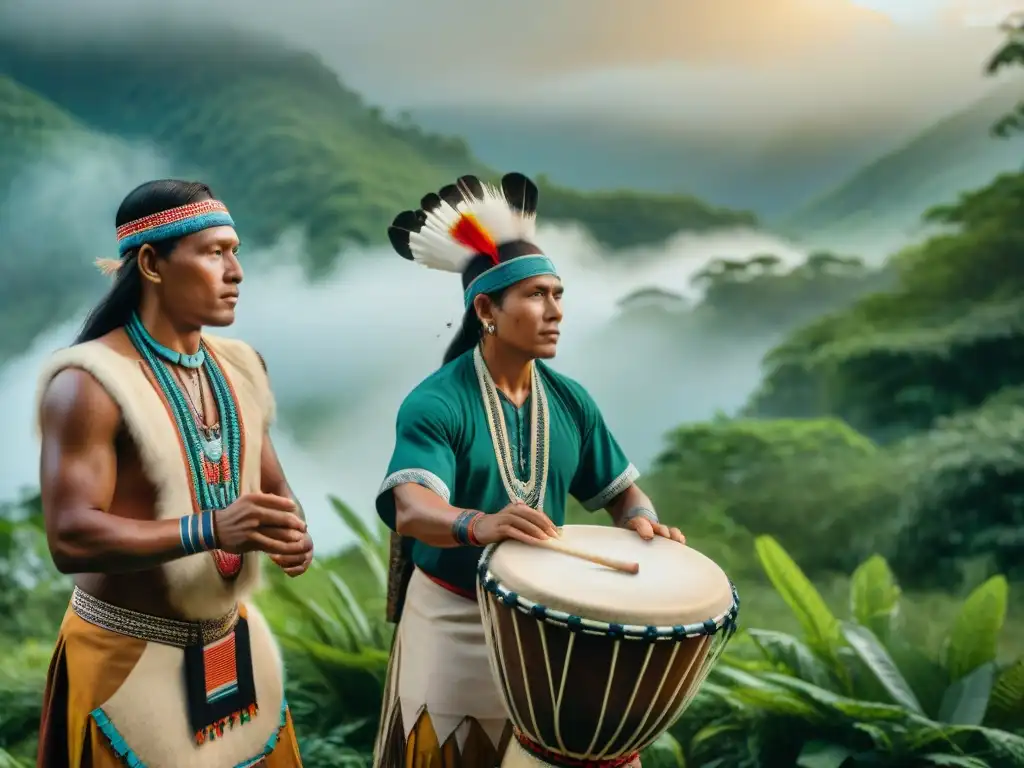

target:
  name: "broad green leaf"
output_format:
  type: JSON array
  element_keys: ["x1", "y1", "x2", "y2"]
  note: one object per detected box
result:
[
  {"x1": 641, "y1": 732, "x2": 686, "y2": 768},
  {"x1": 849, "y1": 555, "x2": 901, "y2": 640},
  {"x1": 727, "y1": 685, "x2": 823, "y2": 719},
  {"x1": 329, "y1": 495, "x2": 388, "y2": 593},
  {"x1": 988, "y1": 657, "x2": 1024, "y2": 728},
  {"x1": 690, "y1": 722, "x2": 748, "y2": 753},
  {"x1": 841, "y1": 622, "x2": 924, "y2": 715},
  {"x1": 747, "y1": 628, "x2": 839, "y2": 690},
  {"x1": 967, "y1": 724, "x2": 1024, "y2": 762},
  {"x1": 0, "y1": 749, "x2": 28, "y2": 768},
  {"x1": 797, "y1": 741, "x2": 855, "y2": 768},
  {"x1": 937, "y1": 661, "x2": 995, "y2": 726},
  {"x1": 852, "y1": 722, "x2": 893, "y2": 751},
  {"x1": 945, "y1": 576, "x2": 1008, "y2": 680},
  {"x1": 763, "y1": 672, "x2": 931, "y2": 724},
  {"x1": 919, "y1": 756, "x2": 991, "y2": 767},
  {"x1": 754, "y1": 536, "x2": 840, "y2": 655}
]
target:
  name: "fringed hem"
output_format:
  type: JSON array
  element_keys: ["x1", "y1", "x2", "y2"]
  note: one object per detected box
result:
[
  {"x1": 232, "y1": 700, "x2": 289, "y2": 768},
  {"x1": 196, "y1": 702, "x2": 260, "y2": 745},
  {"x1": 90, "y1": 699, "x2": 290, "y2": 768},
  {"x1": 90, "y1": 708, "x2": 146, "y2": 768}
]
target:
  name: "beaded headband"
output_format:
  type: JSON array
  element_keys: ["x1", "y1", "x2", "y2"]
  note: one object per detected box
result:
[{"x1": 95, "y1": 199, "x2": 236, "y2": 276}]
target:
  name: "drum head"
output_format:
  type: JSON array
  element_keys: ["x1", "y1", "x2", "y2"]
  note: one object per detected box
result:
[{"x1": 484, "y1": 525, "x2": 734, "y2": 627}]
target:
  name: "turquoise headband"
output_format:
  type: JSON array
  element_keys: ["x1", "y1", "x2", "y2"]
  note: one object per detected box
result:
[
  {"x1": 116, "y1": 199, "x2": 235, "y2": 256},
  {"x1": 464, "y1": 255, "x2": 558, "y2": 308}
]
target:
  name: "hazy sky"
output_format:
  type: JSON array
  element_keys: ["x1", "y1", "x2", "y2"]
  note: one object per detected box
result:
[{"x1": 0, "y1": 0, "x2": 1011, "y2": 138}]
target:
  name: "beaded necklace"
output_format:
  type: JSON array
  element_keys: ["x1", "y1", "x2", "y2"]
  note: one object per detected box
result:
[
  {"x1": 473, "y1": 345, "x2": 550, "y2": 510},
  {"x1": 126, "y1": 314, "x2": 243, "y2": 575}
]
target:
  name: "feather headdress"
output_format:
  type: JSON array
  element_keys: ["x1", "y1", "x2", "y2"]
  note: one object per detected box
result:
[{"x1": 388, "y1": 172, "x2": 556, "y2": 308}]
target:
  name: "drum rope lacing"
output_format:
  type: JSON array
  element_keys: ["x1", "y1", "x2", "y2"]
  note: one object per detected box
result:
[
  {"x1": 477, "y1": 544, "x2": 741, "y2": 762},
  {"x1": 477, "y1": 546, "x2": 741, "y2": 641}
]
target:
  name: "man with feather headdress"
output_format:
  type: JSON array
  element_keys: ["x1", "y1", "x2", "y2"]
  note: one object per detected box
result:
[{"x1": 372, "y1": 172, "x2": 685, "y2": 767}]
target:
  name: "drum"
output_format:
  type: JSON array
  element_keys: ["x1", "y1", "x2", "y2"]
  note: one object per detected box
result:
[{"x1": 476, "y1": 524, "x2": 739, "y2": 768}]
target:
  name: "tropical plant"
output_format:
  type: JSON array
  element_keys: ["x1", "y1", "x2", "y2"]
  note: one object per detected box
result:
[
  {"x1": 687, "y1": 536, "x2": 1024, "y2": 767},
  {"x1": 261, "y1": 496, "x2": 392, "y2": 757}
]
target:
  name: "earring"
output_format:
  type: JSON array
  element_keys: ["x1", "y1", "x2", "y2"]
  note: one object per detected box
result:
[{"x1": 486, "y1": 323, "x2": 496, "y2": 335}]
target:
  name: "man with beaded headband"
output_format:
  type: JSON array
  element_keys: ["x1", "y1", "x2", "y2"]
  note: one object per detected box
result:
[
  {"x1": 373, "y1": 173, "x2": 685, "y2": 768},
  {"x1": 35, "y1": 180, "x2": 313, "y2": 768}
]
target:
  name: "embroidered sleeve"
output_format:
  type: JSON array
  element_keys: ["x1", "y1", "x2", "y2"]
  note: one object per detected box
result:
[
  {"x1": 375, "y1": 390, "x2": 458, "y2": 530},
  {"x1": 568, "y1": 386, "x2": 639, "y2": 512}
]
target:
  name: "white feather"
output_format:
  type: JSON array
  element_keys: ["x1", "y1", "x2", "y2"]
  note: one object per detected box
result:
[
  {"x1": 409, "y1": 230, "x2": 475, "y2": 273},
  {"x1": 406, "y1": 181, "x2": 540, "y2": 275}
]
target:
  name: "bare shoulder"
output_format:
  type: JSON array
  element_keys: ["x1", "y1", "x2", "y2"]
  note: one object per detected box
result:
[{"x1": 40, "y1": 367, "x2": 121, "y2": 440}]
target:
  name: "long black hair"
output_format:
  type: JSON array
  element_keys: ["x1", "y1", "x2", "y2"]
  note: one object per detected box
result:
[
  {"x1": 75, "y1": 180, "x2": 215, "y2": 344},
  {"x1": 442, "y1": 289, "x2": 506, "y2": 365}
]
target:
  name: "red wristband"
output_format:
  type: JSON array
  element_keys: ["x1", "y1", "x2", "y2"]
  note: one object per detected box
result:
[{"x1": 467, "y1": 512, "x2": 484, "y2": 547}]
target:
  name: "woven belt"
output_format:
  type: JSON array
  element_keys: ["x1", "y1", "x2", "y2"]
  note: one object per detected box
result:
[{"x1": 71, "y1": 586, "x2": 239, "y2": 648}]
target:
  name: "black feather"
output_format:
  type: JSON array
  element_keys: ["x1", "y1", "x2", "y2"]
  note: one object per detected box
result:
[
  {"x1": 456, "y1": 175, "x2": 485, "y2": 200},
  {"x1": 420, "y1": 193, "x2": 443, "y2": 214},
  {"x1": 501, "y1": 172, "x2": 539, "y2": 216},
  {"x1": 438, "y1": 184, "x2": 462, "y2": 208},
  {"x1": 387, "y1": 209, "x2": 423, "y2": 260}
]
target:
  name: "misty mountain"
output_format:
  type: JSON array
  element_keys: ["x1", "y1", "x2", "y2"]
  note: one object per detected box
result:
[
  {"x1": 409, "y1": 103, "x2": 926, "y2": 220},
  {"x1": 0, "y1": 30, "x2": 756, "y2": 364},
  {"x1": 778, "y1": 82, "x2": 1024, "y2": 255}
]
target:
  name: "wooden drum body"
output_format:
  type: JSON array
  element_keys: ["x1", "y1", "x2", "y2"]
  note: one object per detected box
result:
[{"x1": 477, "y1": 525, "x2": 739, "y2": 768}]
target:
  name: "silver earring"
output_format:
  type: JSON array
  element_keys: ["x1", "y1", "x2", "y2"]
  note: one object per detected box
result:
[{"x1": 486, "y1": 323, "x2": 496, "y2": 335}]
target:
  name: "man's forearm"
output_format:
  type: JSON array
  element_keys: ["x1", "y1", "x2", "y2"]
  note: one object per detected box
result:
[
  {"x1": 607, "y1": 484, "x2": 658, "y2": 528},
  {"x1": 49, "y1": 508, "x2": 189, "y2": 574},
  {"x1": 394, "y1": 485, "x2": 475, "y2": 548}
]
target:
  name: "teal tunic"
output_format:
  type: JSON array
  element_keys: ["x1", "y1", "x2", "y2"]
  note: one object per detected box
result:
[{"x1": 376, "y1": 347, "x2": 638, "y2": 595}]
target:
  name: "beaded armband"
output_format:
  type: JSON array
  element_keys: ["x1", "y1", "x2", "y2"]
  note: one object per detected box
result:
[
  {"x1": 623, "y1": 506, "x2": 659, "y2": 526},
  {"x1": 179, "y1": 510, "x2": 218, "y2": 555},
  {"x1": 452, "y1": 510, "x2": 484, "y2": 547}
]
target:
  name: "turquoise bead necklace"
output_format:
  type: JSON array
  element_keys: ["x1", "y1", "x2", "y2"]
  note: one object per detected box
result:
[{"x1": 126, "y1": 313, "x2": 242, "y2": 512}]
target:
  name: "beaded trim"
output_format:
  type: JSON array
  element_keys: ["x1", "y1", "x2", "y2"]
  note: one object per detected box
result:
[
  {"x1": 583, "y1": 464, "x2": 640, "y2": 512},
  {"x1": 90, "y1": 698, "x2": 290, "y2": 767},
  {"x1": 476, "y1": 546, "x2": 740, "y2": 641},
  {"x1": 72, "y1": 587, "x2": 238, "y2": 648},
  {"x1": 473, "y1": 345, "x2": 550, "y2": 509},
  {"x1": 378, "y1": 468, "x2": 451, "y2": 503}
]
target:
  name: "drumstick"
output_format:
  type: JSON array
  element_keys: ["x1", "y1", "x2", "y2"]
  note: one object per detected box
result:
[{"x1": 534, "y1": 536, "x2": 640, "y2": 574}]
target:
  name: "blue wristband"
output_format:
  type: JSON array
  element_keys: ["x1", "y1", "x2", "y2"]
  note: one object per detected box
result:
[{"x1": 179, "y1": 510, "x2": 218, "y2": 555}]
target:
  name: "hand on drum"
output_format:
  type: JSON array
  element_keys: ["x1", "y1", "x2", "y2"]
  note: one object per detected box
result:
[
  {"x1": 625, "y1": 515, "x2": 685, "y2": 545},
  {"x1": 473, "y1": 502, "x2": 559, "y2": 546}
]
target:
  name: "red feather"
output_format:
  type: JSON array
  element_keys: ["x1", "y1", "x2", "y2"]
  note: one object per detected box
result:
[{"x1": 449, "y1": 213, "x2": 498, "y2": 263}]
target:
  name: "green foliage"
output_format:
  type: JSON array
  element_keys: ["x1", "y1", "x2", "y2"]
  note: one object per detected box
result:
[
  {"x1": 889, "y1": 390, "x2": 1024, "y2": 587},
  {"x1": 0, "y1": 75, "x2": 78, "y2": 181},
  {"x1": 0, "y1": 492, "x2": 69, "y2": 643},
  {"x1": 688, "y1": 251, "x2": 894, "y2": 335},
  {"x1": 687, "y1": 536, "x2": 1024, "y2": 767},
  {"x1": 650, "y1": 417, "x2": 900, "y2": 574},
  {"x1": 987, "y1": 13, "x2": 1024, "y2": 138},
  {"x1": 260, "y1": 497, "x2": 392, "y2": 757},
  {"x1": 0, "y1": 641, "x2": 51, "y2": 765},
  {"x1": 537, "y1": 175, "x2": 756, "y2": 249},
  {"x1": 749, "y1": 167, "x2": 1024, "y2": 440}
]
